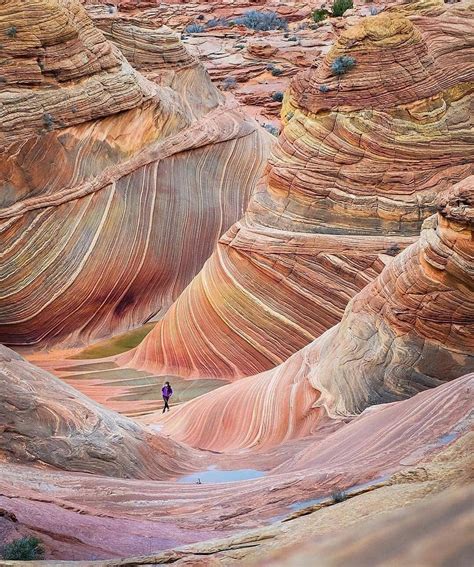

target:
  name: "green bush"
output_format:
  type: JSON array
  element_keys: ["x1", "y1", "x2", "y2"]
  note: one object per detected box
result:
[
  {"x1": 312, "y1": 9, "x2": 329, "y2": 23},
  {"x1": 1, "y1": 537, "x2": 44, "y2": 561},
  {"x1": 332, "y1": 0, "x2": 353, "y2": 17}
]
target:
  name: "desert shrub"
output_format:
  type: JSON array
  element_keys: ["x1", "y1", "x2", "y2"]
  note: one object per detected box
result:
[
  {"x1": 331, "y1": 55, "x2": 356, "y2": 75},
  {"x1": 185, "y1": 23, "x2": 205, "y2": 34},
  {"x1": 272, "y1": 91, "x2": 284, "y2": 102},
  {"x1": 319, "y1": 84, "x2": 330, "y2": 93},
  {"x1": 43, "y1": 113, "x2": 55, "y2": 129},
  {"x1": 197, "y1": 14, "x2": 205, "y2": 20},
  {"x1": 234, "y1": 11, "x2": 288, "y2": 32},
  {"x1": 6, "y1": 25, "x2": 17, "y2": 38},
  {"x1": 288, "y1": 36, "x2": 298, "y2": 42},
  {"x1": 266, "y1": 63, "x2": 276, "y2": 71},
  {"x1": 312, "y1": 9, "x2": 329, "y2": 23},
  {"x1": 331, "y1": 490, "x2": 347, "y2": 503},
  {"x1": 206, "y1": 18, "x2": 228, "y2": 28},
  {"x1": 385, "y1": 243, "x2": 401, "y2": 256},
  {"x1": 222, "y1": 77, "x2": 237, "y2": 91},
  {"x1": 332, "y1": 0, "x2": 353, "y2": 17},
  {"x1": 235, "y1": 43, "x2": 245, "y2": 49},
  {"x1": 1, "y1": 537, "x2": 44, "y2": 561},
  {"x1": 370, "y1": 6, "x2": 379, "y2": 15},
  {"x1": 271, "y1": 67, "x2": 283, "y2": 76},
  {"x1": 264, "y1": 124, "x2": 280, "y2": 136}
]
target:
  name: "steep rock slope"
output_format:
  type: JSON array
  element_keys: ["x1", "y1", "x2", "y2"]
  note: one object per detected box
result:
[
  {"x1": 0, "y1": 0, "x2": 271, "y2": 349},
  {"x1": 152, "y1": 180, "x2": 473, "y2": 451},
  {"x1": 0, "y1": 344, "x2": 196, "y2": 479},
  {"x1": 122, "y1": 9, "x2": 473, "y2": 380}
]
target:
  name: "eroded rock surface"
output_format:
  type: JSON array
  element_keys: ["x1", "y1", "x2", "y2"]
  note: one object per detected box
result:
[
  {"x1": 121, "y1": 9, "x2": 473, "y2": 380},
  {"x1": 0, "y1": 0, "x2": 271, "y2": 350}
]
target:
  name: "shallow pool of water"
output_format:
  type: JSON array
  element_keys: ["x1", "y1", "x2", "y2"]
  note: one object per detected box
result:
[{"x1": 177, "y1": 467, "x2": 266, "y2": 484}]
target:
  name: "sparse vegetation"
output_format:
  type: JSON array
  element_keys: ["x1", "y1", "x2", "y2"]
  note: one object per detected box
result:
[
  {"x1": 206, "y1": 17, "x2": 228, "y2": 28},
  {"x1": 222, "y1": 77, "x2": 237, "y2": 91},
  {"x1": 6, "y1": 25, "x2": 17, "y2": 38},
  {"x1": 42, "y1": 113, "x2": 55, "y2": 129},
  {"x1": 288, "y1": 36, "x2": 298, "y2": 42},
  {"x1": 185, "y1": 23, "x2": 205, "y2": 34},
  {"x1": 386, "y1": 243, "x2": 401, "y2": 256},
  {"x1": 331, "y1": 55, "x2": 356, "y2": 75},
  {"x1": 1, "y1": 537, "x2": 44, "y2": 561},
  {"x1": 271, "y1": 67, "x2": 283, "y2": 76},
  {"x1": 312, "y1": 9, "x2": 330, "y2": 23},
  {"x1": 234, "y1": 11, "x2": 288, "y2": 32},
  {"x1": 331, "y1": 490, "x2": 348, "y2": 503},
  {"x1": 319, "y1": 84, "x2": 330, "y2": 93},
  {"x1": 264, "y1": 124, "x2": 280, "y2": 136},
  {"x1": 331, "y1": 0, "x2": 354, "y2": 18},
  {"x1": 272, "y1": 91, "x2": 284, "y2": 102}
]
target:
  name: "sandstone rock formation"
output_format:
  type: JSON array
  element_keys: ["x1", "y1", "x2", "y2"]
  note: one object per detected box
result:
[
  {"x1": 151, "y1": 180, "x2": 473, "y2": 451},
  {"x1": 0, "y1": 374, "x2": 471, "y2": 560},
  {"x1": 0, "y1": 344, "x2": 195, "y2": 479},
  {"x1": 0, "y1": 0, "x2": 271, "y2": 349},
  {"x1": 121, "y1": 9, "x2": 473, "y2": 380}
]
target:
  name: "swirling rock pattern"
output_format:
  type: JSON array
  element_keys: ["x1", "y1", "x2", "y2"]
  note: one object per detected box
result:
[
  {"x1": 0, "y1": 344, "x2": 196, "y2": 479},
  {"x1": 86, "y1": 6, "x2": 223, "y2": 119},
  {"x1": 122, "y1": 9, "x2": 473, "y2": 380},
  {"x1": 0, "y1": 374, "x2": 471, "y2": 560},
  {"x1": 0, "y1": 0, "x2": 271, "y2": 349},
  {"x1": 152, "y1": 181, "x2": 473, "y2": 451}
]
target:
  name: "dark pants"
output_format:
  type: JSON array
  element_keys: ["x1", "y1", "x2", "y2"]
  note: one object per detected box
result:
[{"x1": 162, "y1": 396, "x2": 170, "y2": 413}]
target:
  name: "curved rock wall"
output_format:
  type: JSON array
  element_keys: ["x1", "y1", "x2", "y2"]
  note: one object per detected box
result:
[
  {"x1": 0, "y1": 0, "x2": 271, "y2": 349},
  {"x1": 152, "y1": 180, "x2": 473, "y2": 450},
  {"x1": 122, "y1": 9, "x2": 473, "y2": 380}
]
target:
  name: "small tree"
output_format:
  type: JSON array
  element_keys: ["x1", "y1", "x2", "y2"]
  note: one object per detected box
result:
[
  {"x1": 1, "y1": 537, "x2": 44, "y2": 561},
  {"x1": 331, "y1": 55, "x2": 356, "y2": 75},
  {"x1": 271, "y1": 91, "x2": 284, "y2": 102},
  {"x1": 332, "y1": 0, "x2": 353, "y2": 17}
]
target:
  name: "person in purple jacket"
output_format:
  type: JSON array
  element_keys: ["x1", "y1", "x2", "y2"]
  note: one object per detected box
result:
[{"x1": 162, "y1": 381, "x2": 173, "y2": 413}]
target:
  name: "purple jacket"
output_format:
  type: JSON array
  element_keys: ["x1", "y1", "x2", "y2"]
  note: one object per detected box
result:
[{"x1": 162, "y1": 385, "x2": 173, "y2": 398}]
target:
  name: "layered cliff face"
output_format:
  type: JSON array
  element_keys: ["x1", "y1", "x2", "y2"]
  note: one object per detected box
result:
[
  {"x1": 0, "y1": 344, "x2": 195, "y2": 479},
  {"x1": 152, "y1": 180, "x2": 473, "y2": 451},
  {"x1": 85, "y1": 5, "x2": 222, "y2": 119},
  {"x1": 121, "y1": 9, "x2": 473, "y2": 380},
  {"x1": 0, "y1": 0, "x2": 271, "y2": 349}
]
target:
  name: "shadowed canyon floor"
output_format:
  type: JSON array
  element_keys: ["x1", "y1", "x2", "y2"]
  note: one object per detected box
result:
[{"x1": 0, "y1": 0, "x2": 473, "y2": 565}]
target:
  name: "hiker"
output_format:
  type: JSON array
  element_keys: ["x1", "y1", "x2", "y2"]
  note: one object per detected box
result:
[{"x1": 162, "y1": 381, "x2": 173, "y2": 413}]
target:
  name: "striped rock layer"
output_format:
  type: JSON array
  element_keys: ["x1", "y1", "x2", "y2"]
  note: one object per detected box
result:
[
  {"x1": 0, "y1": 0, "x2": 271, "y2": 348},
  {"x1": 152, "y1": 181, "x2": 474, "y2": 451},
  {"x1": 0, "y1": 374, "x2": 472, "y2": 560},
  {"x1": 0, "y1": 344, "x2": 195, "y2": 479},
  {"x1": 122, "y1": 8, "x2": 473, "y2": 380},
  {"x1": 85, "y1": 5, "x2": 222, "y2": 119}
]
